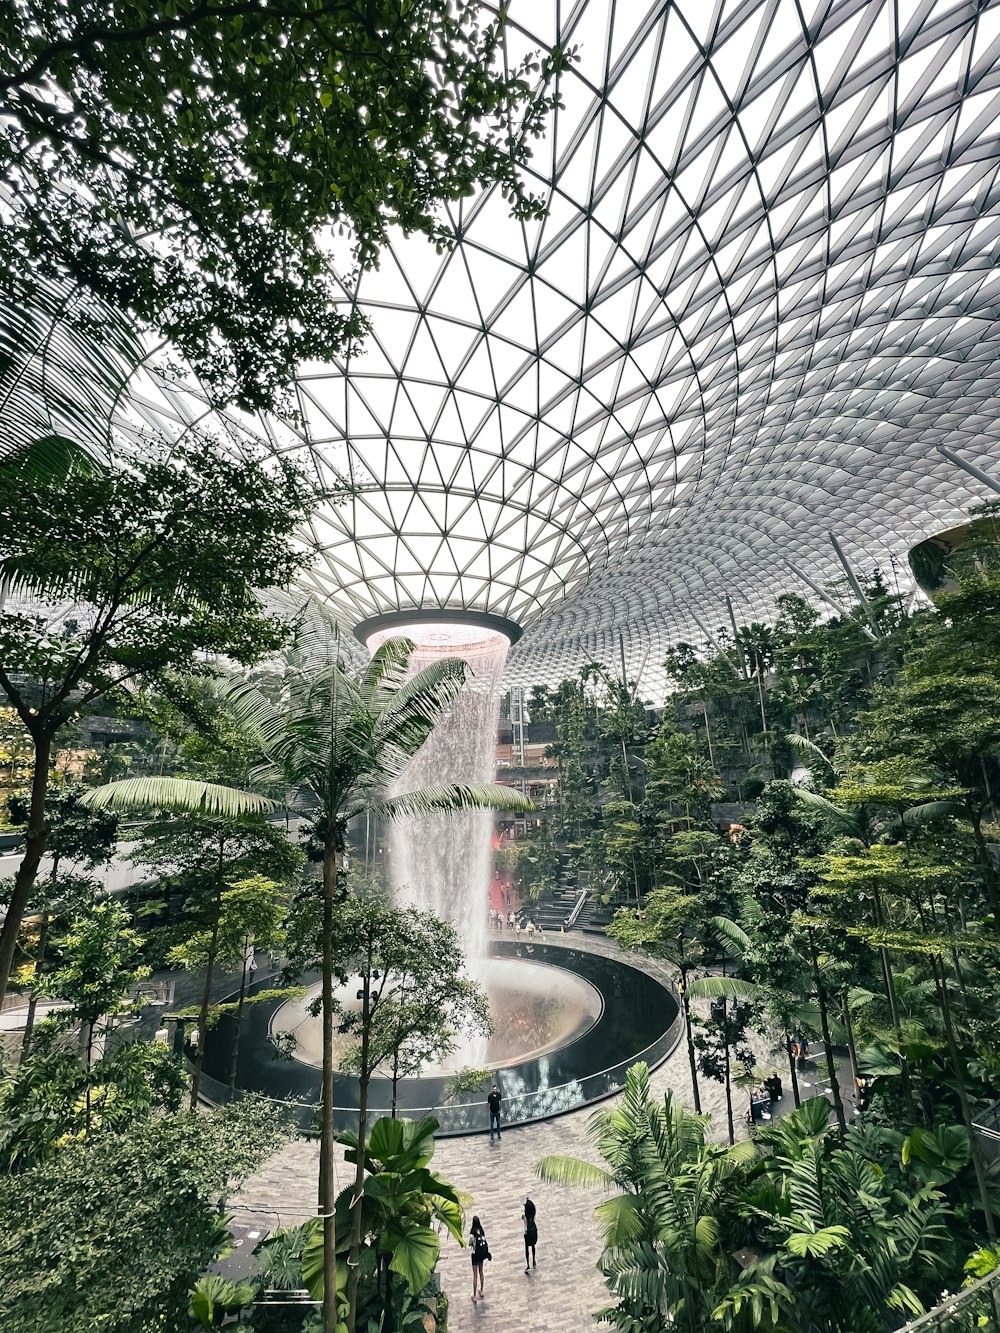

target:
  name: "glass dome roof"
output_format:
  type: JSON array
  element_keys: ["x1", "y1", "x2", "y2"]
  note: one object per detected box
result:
[{"x1": 95, "y1": 0, "x2": 1000, "y2": 696}]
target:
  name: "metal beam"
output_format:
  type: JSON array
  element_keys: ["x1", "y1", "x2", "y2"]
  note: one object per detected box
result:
[
  {"x1": 935, "y1": 445, "x2": 1000, "y2": 498},
  {"x1": 829, "y1": 533, "x2": 882, "y2": 639}
]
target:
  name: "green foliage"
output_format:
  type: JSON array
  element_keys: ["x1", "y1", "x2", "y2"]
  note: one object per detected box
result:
[
  {"x1": 0, "y1": 1039, "x2": 187, "y2": 1171},
  {"x1": 0, "y1": 1098, "x2": 292, "y2": 1333},
  {"x1": 188, "y1": 1274, "x2": 255, "y2": 1329},
  {"x1": 0, "y1": 1, "x2": 569, "y2": 411}
]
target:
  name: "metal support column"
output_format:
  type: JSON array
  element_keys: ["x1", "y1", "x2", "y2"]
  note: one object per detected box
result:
[{"x1": 829, "y1": 532, "x2": 882, "y2": 638}]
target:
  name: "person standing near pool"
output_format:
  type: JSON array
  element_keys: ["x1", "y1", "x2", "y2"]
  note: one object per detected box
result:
[{"x1": 488, "y1": 1082, "x2": 502, "y2": 1140}]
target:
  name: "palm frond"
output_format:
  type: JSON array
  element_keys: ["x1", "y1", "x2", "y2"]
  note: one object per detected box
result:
[
  {"x1": 686, "y1": 976, "x2": 763, "y2": 1003},
  {"x1": 535, "y1": 1155, "x2": 616, "y2": 1190},
  {"x1": 80, "y1": 776, "x2": 276, "y2": 816},
  {"x1": 363, "y1": 636, "x2": 415, "y2": 692},
  {"x1": 375, "y1": 783, "x2": 535, "y2": 821},
  {"x1": 792, "y1": 788, "x2": 856, "y2": 831},
  {"x1": 896, "y1": 800, "x2": 964, "y2": 828},
  {"x1": 708, "y1": 916, "x2": 752, "y2": 958},
  {"x1": 786, "y1": 732, "x2": 836, "y2": 780},
  {"x1": 0, "y1": 276, "x2": 143, "y2": 465}
]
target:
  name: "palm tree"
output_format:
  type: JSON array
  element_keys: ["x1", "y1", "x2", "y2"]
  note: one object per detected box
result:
[
  {"x1": 536, "y1": 1062, "x2": 753, "y2": 1331},
  {"x1": 85, "y1": 636, "x2": 532, "y2": 1333}
]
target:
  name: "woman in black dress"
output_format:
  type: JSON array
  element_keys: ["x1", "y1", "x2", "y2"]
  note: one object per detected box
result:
[{"x1": 522, "y1": 1197, "x2": 537, "y2": 1272}]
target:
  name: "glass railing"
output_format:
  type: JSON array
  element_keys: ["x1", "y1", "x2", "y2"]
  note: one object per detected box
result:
[{"x1": 199, "y1": 1006, "x2": 684, "y2": 1136}]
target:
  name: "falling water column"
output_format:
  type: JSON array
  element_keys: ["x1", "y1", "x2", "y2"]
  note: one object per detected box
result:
[{"x1": 359, "y1": 621, "x2": 512, "y2": 961}]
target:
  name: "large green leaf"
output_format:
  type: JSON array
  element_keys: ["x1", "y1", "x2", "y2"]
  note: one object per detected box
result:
[
  {"x1": 783, "y1": 1224, "x2": 850, "y2": 1258},
  {"x1": 375, "y1": 782, "x2": 534, "y2": 822},
  {"x1": 902, "y1": 1125, "x2": 970, "y2": 1179},
  {"x1": 383, "y1": 1216, "x2": 440, "y2": 1293},
  {"x1": 429, "y1": 1194, "x2": 465, "y2": 1245},
  {"x1": 686, "y1": 976, "x2": 763, "y2": 1002},
  {"x1": 80, "y1": 777, "x2": 277, "y2": 817},
  {"x1": 300, "y1": 1218, "x2": 350, "y2": 1302}
]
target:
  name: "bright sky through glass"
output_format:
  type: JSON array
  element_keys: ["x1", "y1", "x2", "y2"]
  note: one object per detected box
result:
[{"x1": 126, "y1": 0, "x2": 1000, "y2": 696}]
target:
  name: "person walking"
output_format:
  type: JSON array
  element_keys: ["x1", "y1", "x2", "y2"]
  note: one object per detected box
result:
[
  {"x1": 522, "y1": 1197, "x2": 538, "y2": 1272},
  {"x1": 469, "y1": 1215, "x2": 489, "y2": 1302},
  {"x1": 508, "y1": 909, "x2": 515, "y2": 929},
  {"x1": 487, "y1": 1083, "x2": 502, "y2": 1140}
]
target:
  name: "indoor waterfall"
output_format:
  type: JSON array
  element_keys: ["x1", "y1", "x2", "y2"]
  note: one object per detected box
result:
[{"x1": 363, "y1": 621, "x2": 511, "y2": 961}]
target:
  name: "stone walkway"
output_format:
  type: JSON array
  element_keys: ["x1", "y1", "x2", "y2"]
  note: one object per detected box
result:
[
  {"x1": 231, "y1": 934, "x2": 846, "y2": 1330},
  {"x1": 234, "y1": 1038, "x2": 741, "y2": 1331}
]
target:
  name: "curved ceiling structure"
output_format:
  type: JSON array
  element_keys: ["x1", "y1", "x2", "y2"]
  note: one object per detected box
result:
[{"x1": 150, "y1": 1, "x2": 1000, "y2": 696}]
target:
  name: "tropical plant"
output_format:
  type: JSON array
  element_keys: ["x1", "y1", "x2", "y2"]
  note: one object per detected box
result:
[
  {"x1": 302, "y1": 1114, "x2": 464, "y2": 1333},
  {"x1": 85, "y1": 635, "x2": 532, "y2": 1333},
  {"x1": 536, "y1": 1062, "x2": 753, "y2": 1332},
  {"x1": 0, "y1": 434, "x2": 317, "y2": 1012}
]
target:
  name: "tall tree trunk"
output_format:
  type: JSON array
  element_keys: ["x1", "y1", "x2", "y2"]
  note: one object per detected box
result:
[
  {"x1": 347, "y1": 945, "x2": 373, "y2": 1333},
  {"x1": 786, "y1": 1032, "x2": 801, "y2": 1108},
  {"x1": 679, "y1": 964, "x2": 701, "y2": 1114},
  {"x1": 320, "y1": 836, "x2": 339, "y2": 1333},
  {"x1": 722, "y1": 1007, "x2": 734, "y2": 1145},
  {"x1": 842, "y1": 995, "x2": 860, "y2": 1107},
  {"x1": 190, "y1": 865, "x2": 224, "y2": 1112},
  {"x1": 384, "y1": 1263, "x2": 394, "y2": 1333},
  {"x1": 227, "y1": 934, "x2": 251, "y2": 1100},
  {"x1": 873, "y1": 889, "x2": 916, "y2": 1119},
  {"x1": 807, "y1": 929, "x2": 846, "y2": 1131},
  {"x1": 702, "y1": 702, "x2": 715, "y2": 768},
  {"x1": 0, "y1": 732, "x2": 52, "y2": 1011},
  {"x1": 930, "y1": 953, "x2": 996, "y2": 1239},
  {"x1": 21, "y1": 908, "x2": 51, "y2": 1058}
]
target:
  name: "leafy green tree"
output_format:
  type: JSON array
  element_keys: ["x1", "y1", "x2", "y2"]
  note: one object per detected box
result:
[
  {"x1": 328, "y1": 898, "x2": 489, "y2": 1119},
  {"x1": 168, "y1": 874, "x2": 291, "y2": 1101},
  {"x1": 607, "y1": 886, "x2": 708, "y2": 1112},
  {"x1": 86, "y1": 636, "x2": 532, "y2": 1333},
  {"x1": 0, "y1": 1, "x2": 567, "y2": 410},
  {"x1": 0, "y1": 438, "x2": 315, "y2": 1011},
  {"x1": 7, "y1": 782, "x2": 118, "y2": 1055},
  {"x1": 0, "y1": 1036, "x2": 187, "y2": 1172},
  {"x1": 134, "y1": 811, "x2": 302, "y2": 1110},
  {"x1": 0, "y1": 1098, "x2": 291, "y2": 1333},
  {"x1": 43, "y1": 899, "x2": 150, "y2": 1133}
]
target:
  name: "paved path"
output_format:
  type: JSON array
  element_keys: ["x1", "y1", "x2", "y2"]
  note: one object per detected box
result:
[
  {"x1": 232, "y1": 934, "x2": 846, "y2": 1331},
  {"x1": 234, "y1": 1036, "x2": 743, "y2": 1331}
]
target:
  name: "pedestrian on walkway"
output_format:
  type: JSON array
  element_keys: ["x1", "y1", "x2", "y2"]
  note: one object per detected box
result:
[
  {"x1": 469, "y1": 1215, "x2": 489, "y2": 1302},
  {"x1": 522, "y1": 1197, "x2": 538, "y2": 1272},
  {"x1": 488, "y1": 1083, "x2": 502, "y2": 1140},
  {"x1": 508, "y1": 909, "x2": 515, "y2": 929}
]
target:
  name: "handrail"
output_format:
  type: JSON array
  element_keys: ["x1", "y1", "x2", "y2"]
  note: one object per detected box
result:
[
  {"x1": 566, "y1": 888, "x2": 588, "y2": 928},
  {"x1": 897, "y1": 1266, "x2": 1000, "y2": 1331}
]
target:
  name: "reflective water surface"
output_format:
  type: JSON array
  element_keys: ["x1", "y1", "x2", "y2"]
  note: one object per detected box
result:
[{"x1": 201, "y1": 942, "x2": 679, "y2": 1132}]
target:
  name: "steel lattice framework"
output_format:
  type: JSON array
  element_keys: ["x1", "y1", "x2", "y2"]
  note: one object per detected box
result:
[{"x1": 132, "y1": 1, "x2": 1000, "y2": 695}]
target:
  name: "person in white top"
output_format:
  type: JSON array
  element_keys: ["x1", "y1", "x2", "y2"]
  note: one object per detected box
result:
[{"x1": 525, "y1": 920, "x2": 535, "y2": 937}]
